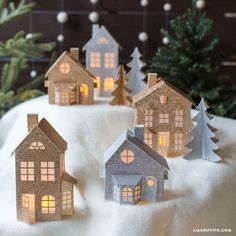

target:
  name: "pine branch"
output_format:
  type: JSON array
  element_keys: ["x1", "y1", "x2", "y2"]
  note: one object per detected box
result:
[{"x1": 0, "y1": 0, "x2": 35, "y2": 27}]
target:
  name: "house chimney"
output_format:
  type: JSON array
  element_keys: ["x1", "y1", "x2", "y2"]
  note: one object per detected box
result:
[
  {"x1": 134, "y1": 125, "x2": 144, "y2": 143},
  {"x1": 27, "y1": 114, "x2": 38, "y2": 132},
  {"x1": 92, "y1": 24, "x2": 99, "y2": 37},
  {"x1": 70, "y1": 48, "x2": 79, "y2": 61},
  {"x1": 147, "y1": 73, "x2": 158, "y2": 88}
]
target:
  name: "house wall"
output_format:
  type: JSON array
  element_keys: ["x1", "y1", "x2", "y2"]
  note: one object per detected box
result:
[
  {"x1": 134, "y1": 83, "x2": 192, "y2": 157},
  {"x1": 15, "y1": 127, "x2": 64, "y2": 221},
  {"x1": 105, "y1": 140, "x2": 165, "y2": 203},
  {"x1": 61, "y1": 180, "x2": 74, "y2": 216}
]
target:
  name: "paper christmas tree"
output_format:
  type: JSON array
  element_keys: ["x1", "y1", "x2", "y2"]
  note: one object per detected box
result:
[
  {"x1": 184, "y1": 98, "x2": 221, "y2": 162},
  {"x1": 126, "y1": 47, "x2": 146, "y2": 95},
  {"x1": 109, "y1": 65, "x2": 132, "y2": 106}
]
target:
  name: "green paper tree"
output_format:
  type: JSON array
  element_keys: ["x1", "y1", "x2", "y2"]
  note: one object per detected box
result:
[
  {"x1": 0, "y1": 0, "x2": 56, "y2": 117},
  {"x1": 149, "y1": 0, "x2": 236, "y2": 118}
]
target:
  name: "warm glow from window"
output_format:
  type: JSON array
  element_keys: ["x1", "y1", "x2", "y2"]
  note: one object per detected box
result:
[
  {"x1": 144, "y1": 109, "x2": 153, "y2": 127},
  {"x1": 29, "y1": 142, "x2": 45, "y2": 150},
  {"x1": 160, "y1": 95, "x2": 168, "y2": 104},
  {"x1": 41, "y1": 195, "x2": 55, "y2": 214},
  {"x1": 80, "y1": 84, "x2": 89, "y2": 96},
  {"x1": 120, "y1": 149, "x2": 134, "y2": 163},
  {"x1": 113, "y1": 186, "x2": 120, "y2": 201},
  {"x1": 97, "y1": 37, "x2": 109, "y2": 44},
  {"x1": 60, "y1": 63, "x2": 71, "y2": 74},
  {"x1": 104, "y1": 78, "x2": 114, "y2": 92},
  {"x1": 158, "y1": 132, "x2": 169, "y2": 147},
  {"x1": 144, "y1": 131, "x2": 153, "y2": 147},
  {"x1": 134, "y1": 186, "x2": 141, "y2": 201},
  {"x1": 20, "y1": 162, "x2": 34, "y2": 181},
  {"x1": 104, "y1": 53, "x2": 115, "y2": 68},
  {"x1": 147, "y1": 177, "x2": 156, "y2": 187},
  {"x1": 62, "y1": 191, "x2": 72, "y2": 210},
  {"x1": 22, "y1": 195, "x2": 29, "y2": 208},
  {"x1": 41, "y1": 162, "x2": 55, "y2": 181},
  {"x1": 122, "y1": 187, "x2": 133, "y2": 202},
  {"x1": 174, "y1": 132, "x2": 183, "y2": 151},
  {"x1": 90, "y1": 52, "x2": 101, "y2": 68},
  {"x1": 175, "y1": 109, "x2": 184, "y2": 127}
]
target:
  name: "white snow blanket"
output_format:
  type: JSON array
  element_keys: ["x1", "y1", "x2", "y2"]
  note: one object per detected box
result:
[{"x1": 0, "y1": 96, "x2": 235, "y2": 236}]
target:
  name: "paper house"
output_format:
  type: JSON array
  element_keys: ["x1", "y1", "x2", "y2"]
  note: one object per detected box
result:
[
  {"x1": 83, "y1": 24, "x2": 121, "y2": 97},
  {"x1": 45, "y1": 48, "x2": 94, "y2": 105},
  {"x1": 13, "y1": 114, "x2": 77, "y2": 224},
  {"x1": 133, "y1": 74, "x2": 194, "y2": 157},
  {"x1": 101, "y1": 125, "x2": 169, "y2": 205}
]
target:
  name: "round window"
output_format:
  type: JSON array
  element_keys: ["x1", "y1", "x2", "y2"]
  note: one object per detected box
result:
[
  {"x1": 146, "y1": 177, "x2": 156, "y2": 187},
  {"x1": 120, "y1": 149, "x2": 134, "y2": 163},
  {"x1": 59, "y1": 62, "x2": 71, "y2": 74}
]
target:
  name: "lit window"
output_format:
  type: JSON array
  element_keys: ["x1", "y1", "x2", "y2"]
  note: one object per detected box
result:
[
  {"x1": 60, "y1": 63, "x2": 71, "y2": 74},
  {"x1": 159, "y1": 113, "x2": 169, "y2": 124},
  {"x1": 144, "y1": 109, "x2": 153, "y2": 127},
  {"x1": 20, "y1": 162, "x2": 34, "y2": 181},
  {"x1": 97, "y1": 37, "x2": 109, "y2": 44},
  {"x1": 29, "y1": 142, "x2": 45, "y2": 150},
  {"x1": 160, "y1": 95, "x2": 168, "y2": 104},
  {"x1": 41, "y1": 162, "x2": 55, "y2": 181},
  {"x1": 70, "y1": 90, "x2": 76, "y2": 104},
  {"x1": 62, "y1": 191, "x2": 72, "y2": 210},
  {"x1": 55, "y1": 89, "x2": 72, "y2": 104},
  {"x1": 22, "y1": 195, "x2": 29, "y2": 208},
  {"x1": 174, "y1": 132, "x2": 183, "y2": 151},
  {"x1": 158, "y1": 132, "x2": 169, "y2": 147},
  {"x1": 90, "y1": 52, "x2": 101, "y2": 68},
  {"x1": 79, "y1": 84, "x2": 89, "y2": 97},
  {"x1": 146, "y1": 176, "x2": 156, "y2": 187},
  {"x1": 144, "y1": 131, "x2": 153, "y2": 147},
  {"x1": 134, "y1": 186, "x2": 141, "y2": 201},
  {"x1": 113, "y1": 186, "x2": 120, "y2": 201},
  {"x1": 120, "y1": 149, "x2": 134, "y2": 164},
  {"x1": 41, "y1": 195, "x2": 55, "y2": 214},
  {"x1": 122, "y1": 187, "x2": 133, "y2": 203},
  {"x1": 175, "y1": 109, "x2": 184, "y2": 127},
  {"x1": 104, "y1": 78, "x2": 114, "y2": 92},
  {"x1": 104, "y1": 53, "x2": 115, "y2": 68}
]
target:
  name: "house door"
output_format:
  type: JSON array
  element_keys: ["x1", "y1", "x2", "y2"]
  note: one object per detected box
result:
[
  {"x1": 157, "y1": 132, "x2": 170, "y2": 155},
  {"x1": 79, "y1": 84, "x2": 88, "y2": 104},
  {"x1": 21, "y1": 194, "x2": 35, "y2": 224},
  {"x1": 142, "y1": 176, "x2": 157, "y2": 202}
]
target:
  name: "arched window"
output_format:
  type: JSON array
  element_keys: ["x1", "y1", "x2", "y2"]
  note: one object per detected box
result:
[
  {"x1": 41, "y1": 195, "x2": 55, "y2": 214},
  {"x1": 134, "y1": 186, "x2": 141, "y2": 201},
  {"x1": 122, "y1": 187, "x2": 133, "y2": 203},
  {"x1": 120, "y1": 149, "x2": 134, "y2": 164},
  {"x1": 59, "y1": 63, "x2": 71, "y2": 74},
  {"x1": 79, "y1": 84, "x2": 89, "y2": 96},
  {"x1": 144, "y1": 109, "x2": 153, "y2": 127},
  {"x1": 146, "y1": 176, "x2": 156, "y2": 187},
  {"x1": 104, "y1": 78, "x2": 114, "y2": 92},
  {"x1": 97, "y1": 37, "x2": 109, "y2": 44},
  {"x1": 29, "y1": 142, "x2": 45, "y2": 150},
  {"x1": 175, "y1": 108, "x2": 184, "y2": 127}
]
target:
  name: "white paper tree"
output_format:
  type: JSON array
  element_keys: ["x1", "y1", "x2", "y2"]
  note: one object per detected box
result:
[
  {"x1": 126, "y1": 47, "x2": 146, "y2": 95},
  {"x1": 184, "y1": 98, "x2": 221, "y2": 162}
]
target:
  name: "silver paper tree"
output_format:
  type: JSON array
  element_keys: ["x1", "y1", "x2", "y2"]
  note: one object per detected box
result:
[
  {"x1": 126, "y1": 47, "x2": 146, "y2": 95},
  {"x1": 184, "y1": 98, "x2": 221, "y2": 162}
]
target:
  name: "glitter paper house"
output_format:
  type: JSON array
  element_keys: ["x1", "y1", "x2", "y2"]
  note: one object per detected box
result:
[
  {"x1": 13, "y1": 114, "x2": 77, "y2": 224},
  {"x1": 45, "y1": 48, "x2": 94, "y2": 105},
  {"x1": 101, "y1": 125, "x2": 169, "y2": 205},
  {"x1": 132, "y1": 73, "x2": 194, "y2": 157},
  {"x1": 83, "y1": 24, "x2": 121, "y2": 97}
]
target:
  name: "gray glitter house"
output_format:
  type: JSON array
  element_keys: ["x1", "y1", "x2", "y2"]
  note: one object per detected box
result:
[{"x1": 101, "y1": 125, "x2": 169, "y2": 205}]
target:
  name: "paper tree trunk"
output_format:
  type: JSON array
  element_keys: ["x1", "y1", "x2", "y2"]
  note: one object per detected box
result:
[
  {"x1": 126, "y1": 47, "x2": 146, "y2": 95},
  {"x1": 184, "y1": 98, "x2": 221, "y2": 162},
  {"x1": 109, "y1": 65, "x2": 132, "y2": 106}
]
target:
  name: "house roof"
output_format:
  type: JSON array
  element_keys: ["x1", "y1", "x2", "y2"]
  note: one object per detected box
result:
[
  {"x1": 62, "y1": 171, "x2": 77, "y2": 184},
  {"x1": 83, "y1": 25, "x2": 122, "y2": 50},
  {"x1": 101, "y1": 129, "x2": 169, "y2": 177},
  {"x1": 112, "y1": 174, "x2": 142, "y2": 186},
  {"x1": 14, "y1": 118, "x2": 67, "y2": 154},
  {"x1": 132, "y1": 78, "x2": 195, "y2": 105},
  {"x1": 45, "y1": 51, "x2": 95, "y2": 81}
]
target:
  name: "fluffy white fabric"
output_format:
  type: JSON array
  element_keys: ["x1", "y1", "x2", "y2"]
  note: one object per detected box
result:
[{"x1": 0, "y1": 96, "x2": 235, "y2": 236}]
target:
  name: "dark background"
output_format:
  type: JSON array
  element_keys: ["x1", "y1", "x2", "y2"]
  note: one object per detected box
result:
[{"x1": 0, "y1": 0, "x2": 236, "y2": 89}]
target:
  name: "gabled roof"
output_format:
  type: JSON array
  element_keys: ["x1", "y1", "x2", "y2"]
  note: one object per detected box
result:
[
  {"x1": 133, "y1": 78, "x2": 195, "y2": 105},
  {"x1": 101, "y1": 129, "x2": 169, "y2": 177},
  {"x1": 45, "y1": 51, "x2": 95, "y2": 80},
  {"x1": 83, "y1": 25, "x2": 122, "y2": 50},
  {"x1": 62, "y1": 171, "x2": 77, "y2": 184},
  {"x1": 14, "y1": 118, "x2": 67, "y2": 154}
]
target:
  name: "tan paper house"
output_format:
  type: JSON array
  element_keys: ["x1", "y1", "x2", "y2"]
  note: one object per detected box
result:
[
  {"x1": 133, "y1": 74, "x2": 194, "y2": 157},
  {"x1": 45, "y1": 48, "x2": 94, "y2": 105},
  {"x1": 14, "y1": 114, "x2": 77, "y2": 224}
]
